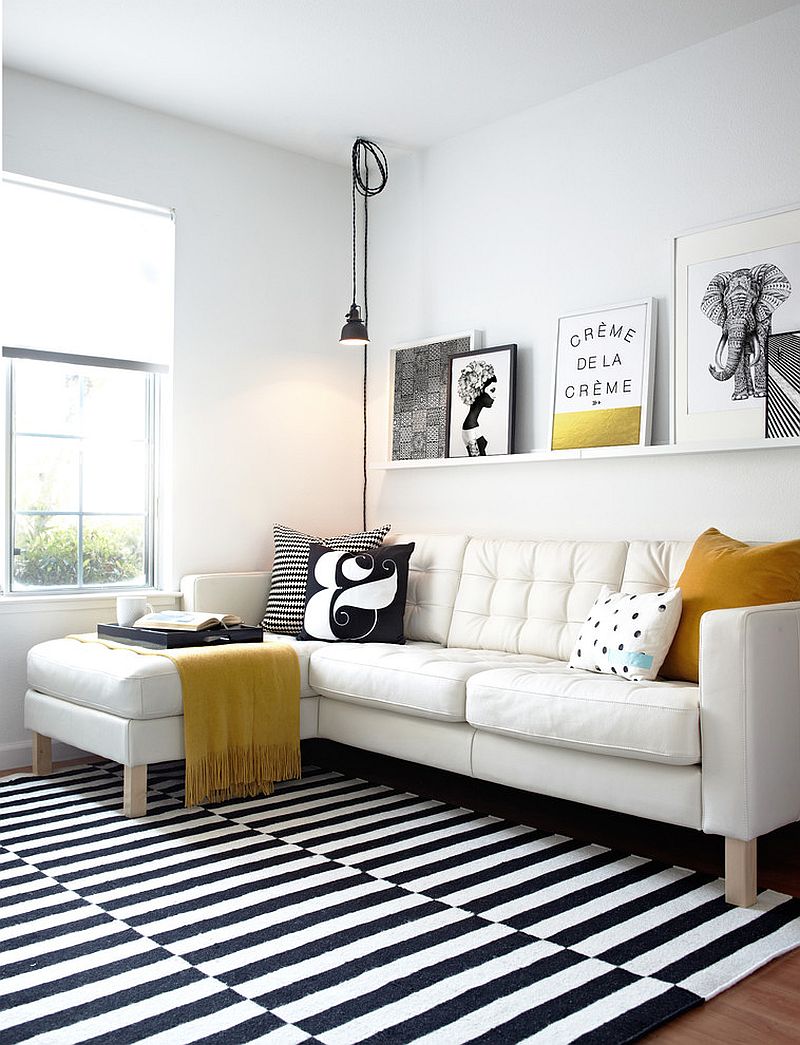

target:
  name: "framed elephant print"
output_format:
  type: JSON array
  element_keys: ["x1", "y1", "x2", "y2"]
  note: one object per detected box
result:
[{"x1": 673, "y1": 205, "x2": 800, "y2": 444}]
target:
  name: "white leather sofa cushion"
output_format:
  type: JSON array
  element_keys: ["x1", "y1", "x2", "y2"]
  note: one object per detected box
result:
[
  {"x1": 387, "y1": 533, "x2": 468, "y2": 644},
  {"x1": 447, "y1": 538, "x2": 628, "y2": 660},
  {"x1": 28, "y1": 634, "x2": 323, "y2": 720},
  {"x1": 466, "y1": 667, "x2": 700, "y2": 765},
  {"x1": 28, "y1": 638, "x2": 183, "y2": 720},
  {"x1": 309, "y1": 641, "x2": 558, "y2": 722},
  {"x1": 621, "y1": 540, "x2": 693, "y2": 593}
]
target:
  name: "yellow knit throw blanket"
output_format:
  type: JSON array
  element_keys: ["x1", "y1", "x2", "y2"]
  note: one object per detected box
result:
[{"x1": 68, "y1": 636, "x2": 301, "y2": 806}]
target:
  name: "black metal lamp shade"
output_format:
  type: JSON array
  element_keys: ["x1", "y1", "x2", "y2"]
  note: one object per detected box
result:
[{"x1": 339, "y1": 303, "x2": 370, "y2": 345}]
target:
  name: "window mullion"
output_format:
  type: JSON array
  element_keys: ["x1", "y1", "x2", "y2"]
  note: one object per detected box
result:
[
  {"x1": 77, "y1": 376, "x2": 85, "y2": 588},
  {"x1": 4, "y1": 361, "x2": 14, "y2": 593},
  {"x1": 146, "y1": 374, "x2": 156, "y2": 588}
]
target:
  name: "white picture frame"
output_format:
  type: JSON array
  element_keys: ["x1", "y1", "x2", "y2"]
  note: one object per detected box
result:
[
  {"x1": 672, "y1": 205, "x2": 800, "y2": 445},
  {"x1": 388, "y1": 330, "x2": 482, "y2": 460},
  {"x1": 549, "y1": 298, "x2": 656, "y2": 451}
]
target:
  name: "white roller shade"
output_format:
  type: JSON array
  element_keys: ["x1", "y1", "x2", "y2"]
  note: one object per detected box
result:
[{"x1": 2, "y1": 175, "x2": 174, "y2": 368}]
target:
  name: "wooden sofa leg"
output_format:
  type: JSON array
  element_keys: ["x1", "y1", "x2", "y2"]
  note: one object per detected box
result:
[
  {"x1": 32, "y1": 732, "x2": 53, "y2": 775},
  {"x1": 725, "y1": 837, "x2": 758, "y2": 907},
  {"x1": 123, "y1": 765, "x2": 148, "y2": 818}
]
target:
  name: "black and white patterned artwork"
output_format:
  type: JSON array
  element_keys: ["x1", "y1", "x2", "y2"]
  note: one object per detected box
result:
[
  {"x1": 767, "y1": 330, "x2": 800, "y2": 437},
  {"x1": 391, "y1": 332, "x2": 479, "y2": 460}
]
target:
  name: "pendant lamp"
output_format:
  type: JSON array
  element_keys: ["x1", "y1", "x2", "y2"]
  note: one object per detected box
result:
[
  {"x1": 339, "y1": 303, "x2": 369, "y2": 345},
  {"x1": 339, "y1": 139, "x2": 389, "y2": 531},
  {"x1": 339, "y1": 139, "x2": 389, "y2": 345}
]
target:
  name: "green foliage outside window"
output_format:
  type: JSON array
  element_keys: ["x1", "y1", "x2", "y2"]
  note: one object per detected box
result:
[{"x1": 14, "y1": 515, "x2": 144, "y2": 587}]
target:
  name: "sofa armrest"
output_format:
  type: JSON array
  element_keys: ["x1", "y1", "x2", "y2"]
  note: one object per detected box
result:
[
  {"x1": 700, "y1": 601, "x2": 800, "y2": 841},
  {"x1": 180, "y1": 572, "x2": 270, "y2": 625}
]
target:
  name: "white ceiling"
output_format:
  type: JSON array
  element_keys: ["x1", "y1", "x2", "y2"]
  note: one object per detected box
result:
[{"x1": 4, "y1": 0, "x2": 797, "y2": 165}]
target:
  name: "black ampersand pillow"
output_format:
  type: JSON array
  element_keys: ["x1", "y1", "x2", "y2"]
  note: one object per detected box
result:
[{"x1": 298, "y1": 543, "x2": 415, "y2": 643}]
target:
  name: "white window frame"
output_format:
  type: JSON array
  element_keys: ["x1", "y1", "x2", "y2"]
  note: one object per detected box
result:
[
  {"x1": 3, "y1": 348, "x2": 166, "y2": 595},
  {"x1": 1, "y1": 173, "x2": 174, "y2": 598}
]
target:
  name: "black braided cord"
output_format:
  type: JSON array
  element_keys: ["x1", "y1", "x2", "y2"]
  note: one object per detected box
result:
[{"x1": 349, "y1": 139, "x2": 388, "y2": 529}]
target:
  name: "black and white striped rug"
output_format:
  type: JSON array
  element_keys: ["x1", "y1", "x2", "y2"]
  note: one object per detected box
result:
[{"x1": 2, "y1": 763, "x2": 799, "y2": 1044}]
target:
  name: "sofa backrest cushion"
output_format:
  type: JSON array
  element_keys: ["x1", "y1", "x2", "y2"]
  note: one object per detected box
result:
[
  {"x1": 447, "y1": 538, "x2": 629, "y2": 660},
  {"x1": 387, "y1": 533, "x2": 468, "y2": 644},
  {"x1": 621, "y1": 540, "x2": 693, "y2": 594}
]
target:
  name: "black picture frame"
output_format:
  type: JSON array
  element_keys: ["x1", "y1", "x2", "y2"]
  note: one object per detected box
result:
[{"x1": 445, "y1": 344, "x2": 517, "y2": 458}]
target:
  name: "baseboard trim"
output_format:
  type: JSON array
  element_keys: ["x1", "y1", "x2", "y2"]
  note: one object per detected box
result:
[{"x1": 0, "y1": 739, "x2": 89, "y2": 772}]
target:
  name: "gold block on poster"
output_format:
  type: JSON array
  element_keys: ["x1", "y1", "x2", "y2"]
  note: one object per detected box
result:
[
  {"x1": 552, "y1": 406, "x2": 642, "y2": 450},
  {"x1": 550, "y1": 299, "x2": 656, "y2": 451}
]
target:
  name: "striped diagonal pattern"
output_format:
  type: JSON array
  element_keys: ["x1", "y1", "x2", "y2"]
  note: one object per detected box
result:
[
  {"x1": 766, "y1": 330, "x2": 800, "y2": 438},
  {"x1": 1, "y1": 763, "x2": 799, "y2": 1044}
]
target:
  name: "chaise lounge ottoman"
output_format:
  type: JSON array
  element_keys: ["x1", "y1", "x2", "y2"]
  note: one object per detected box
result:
[{"x1": 24, "y1": 631, "x2": 323, "y2": 815}]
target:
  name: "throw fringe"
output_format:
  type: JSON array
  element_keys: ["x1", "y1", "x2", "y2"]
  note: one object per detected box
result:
[
  {"x1": 65, "y1": 634, "x2": 302, "y2": 809},
  {"x1": 185, "y1": 743, "x2": 302, "y2": 807}
]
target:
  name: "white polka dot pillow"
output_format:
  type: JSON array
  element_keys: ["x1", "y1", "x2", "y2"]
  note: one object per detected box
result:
[{"x1": 569, "y1": 588, "x2": 683, "y2": 682}]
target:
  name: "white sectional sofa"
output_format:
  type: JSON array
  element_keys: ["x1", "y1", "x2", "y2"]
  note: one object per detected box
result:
[{"x1": 24, "y1": 533, "x2": 800, "y2": 907}]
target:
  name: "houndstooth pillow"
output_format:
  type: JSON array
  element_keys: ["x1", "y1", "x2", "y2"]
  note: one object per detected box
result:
[{"x1": 261, "y1": 523, "x2": 391, "y2": 635}]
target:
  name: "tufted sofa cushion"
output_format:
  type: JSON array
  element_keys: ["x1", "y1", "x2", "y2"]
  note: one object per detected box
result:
[
  {"x1": 465, "y1": 666, "x2": 700, "y2": 765},
  {"x1": 621, "y1": 540, "x2": 693, "y2": 593},
  {"x1": 309, "y1": 641, "x2": 559, "y2": 722},
  {"x1": 27, "y1": 638, "x2": 183, "y2": 720},
  {"x1": 447, "y1": 538, "x2": 628, "y2": 660},
  {"x1": 28, "y1": 635, "x2": 325, "y2": 720},
  {"x1": 387, "y1": 533, "x2": 468, "y2": 644}
]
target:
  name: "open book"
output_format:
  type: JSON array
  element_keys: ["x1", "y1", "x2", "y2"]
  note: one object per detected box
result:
[{"x1": 132, "y1": 610, "x2": 244, "y2": 632}]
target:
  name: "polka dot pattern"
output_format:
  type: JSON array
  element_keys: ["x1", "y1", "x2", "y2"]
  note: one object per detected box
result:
[{"x1": 568, "y1": 588, "x2": 683, "y2": 682}]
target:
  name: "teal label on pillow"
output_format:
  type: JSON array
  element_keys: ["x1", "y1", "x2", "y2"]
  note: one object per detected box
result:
[{"x1": 609, "y1": 650, "x2": 654, "y2": 669}]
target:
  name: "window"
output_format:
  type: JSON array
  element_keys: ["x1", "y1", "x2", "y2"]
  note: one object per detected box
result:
[
  {"x1": 8, "y1": 355, "x2": 157, "y2": 591},
  {"x1": 2, "y1": 174, "x2": 174, "y2": 593}
]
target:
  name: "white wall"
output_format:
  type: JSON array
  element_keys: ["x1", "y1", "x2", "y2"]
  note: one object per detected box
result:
[
  {"x1": 4, "y1": 70, "x2": 363, "y2": 577},
  {"x1": 367, "y1": 6, "x2": 800, "y2": 542},
  {"x1": 1, "y1": 71, "x2": 362, "y2": 766},
  {"x1": 0, "y1": 594, "x2": 181, "y2": 770}
]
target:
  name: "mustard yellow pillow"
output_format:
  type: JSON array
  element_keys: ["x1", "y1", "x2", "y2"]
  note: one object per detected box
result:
[{"x1": 661, "y1": 528, "x2": 800, "y2": 683}]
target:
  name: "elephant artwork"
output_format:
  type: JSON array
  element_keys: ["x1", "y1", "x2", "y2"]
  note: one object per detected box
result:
[{"x1": 701, "y1": 263, "x2": 792, "y2": 400}]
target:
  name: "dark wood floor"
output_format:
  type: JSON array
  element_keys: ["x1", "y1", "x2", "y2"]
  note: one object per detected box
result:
[{"x1": 304, "y1": 740, "x2": 800, "y2": 1044}]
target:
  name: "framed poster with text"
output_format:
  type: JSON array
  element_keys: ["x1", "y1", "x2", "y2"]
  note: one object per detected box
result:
[{"x1": 550, "y1": 298, "x2": 656, "y2": 450}]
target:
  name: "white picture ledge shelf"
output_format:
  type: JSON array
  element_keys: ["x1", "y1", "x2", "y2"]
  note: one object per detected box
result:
[{"x1": 372, "y1": 435, "x2": 800, "y2": 470}]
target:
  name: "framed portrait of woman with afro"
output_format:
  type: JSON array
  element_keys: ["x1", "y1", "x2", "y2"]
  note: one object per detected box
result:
[{"x1": 446, "y1": 345, "x2": 517, "y2": 458}]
